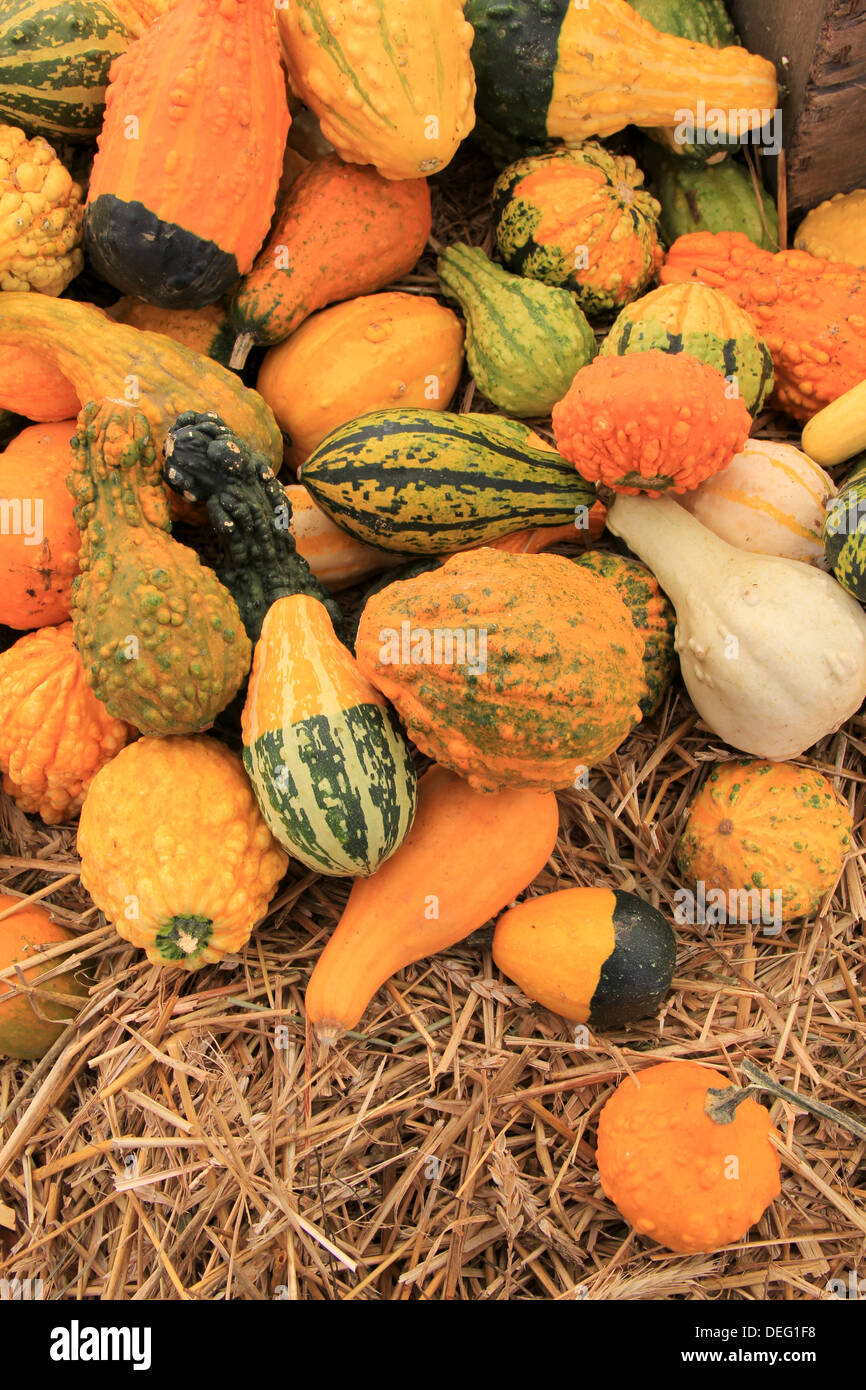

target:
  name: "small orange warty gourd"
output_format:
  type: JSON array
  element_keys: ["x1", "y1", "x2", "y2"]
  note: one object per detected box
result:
[
  {"x1": 552, "y1": 350, "x2": 752, "y2": 496},
  {"x1": 78, "y1": 736, "x2": 289, "y2": 969},
  {"x1": 354, "y1": 548, "x2": 646, "y2": 793},
  {"x1": 0, "y1": 624, "x2": 133, "y2": 823},
  {"x1": 0, "y1": 895, "x2": 90, "y2": 1060},
  {"x1": 0, "y1": 344, "x2": 80, "y2": 421},
  {"x1": 676, "y1": 760, "x2": 852, "y2": 923},
  {"x1": 107, "y1": 297, "x2": 234, "y2": 367},
  {"x1": 596, "y1": 1060, "x2": 782, "y2": 1254},
  {"x1": 0, "y1": 419, "x2": 81, "y2": 628}
]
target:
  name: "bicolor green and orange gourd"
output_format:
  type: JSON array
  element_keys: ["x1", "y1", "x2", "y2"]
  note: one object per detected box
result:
[
  {"x1": 0, "y1": 895, "x2": 90, "y2": 1059},
  {"x1": 572, "y1": 551, "x2": 675, "y2": 717}
]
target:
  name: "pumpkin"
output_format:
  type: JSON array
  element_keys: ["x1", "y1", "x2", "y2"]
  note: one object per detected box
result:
[
  {"x1": 355, "y1": 548, "x2": 646, "y2": 793},
  {"x1": 437, "y1": 241, "x2": 596, "y2": 417},
  {"x1": 0, "y1": 344, "x2": 80, "y2": 422},
  {"x1": 823, "y1": 462, "x2": 866, "y2": 604},
  {"x1": 0, "y1": 419, "x2": 81, "y2": 628},
  {"x1": 802, "y1": 380, "x2": 866, "y2": 470},
  {"x1": 84, "y1": 0, "x2": 290, "y2": 308},
  {"x1": 242, "y1": 594, "x2": 417, "y2": 877},
  {"x1": 0, "y1": 124, "x2": 84, "y2": 295},
  {"x1": 552, "y1": 350, "x2": 751, "y2": 496},
  {"x1": 77, "y1": 735, "x2": 289, "y2": 969},
  {"x1": 639, "y1": 142, "x2": 779, "y2": 249},
  {"x1": 464, "y1": 0, "x2": 777, "y2": 145},
  {"x1": 606, "y1": 494, "x2": 866, "y2": 759},
  {"x1": 0, "y1": 623, "x2": 133, "y2": 822},
  {"x1": 676, "y1": 759, "x2": 852, "y2": 924},
  {"x1": 68, "y1": 401, "x2": 251, "y2": 735},
  {"x1": 0, "y1": 895, "x2": 90, "y2": 1059},
  {"x1": 299, "y1": 409, "x2": 597, "y2": 553},
  {"x1": 492, "y1": 146, "x2": 664, "y2": 316},
  {"x1": 0, "y1": 294, "x2": 283, "y2": 469},
  {"x1": 572, "y1": 551, "x2": 675, "y2": 717},
  {"x1": 676, "y1": 440, "x2": 833, "y2": 564},
  {"x1": 794, "y1": 190, "x2": 866, "y2": 270},
  {"x1": 276, "y1": 0, "x2": 475, "y2": 181},
  {"x1": 599, "y1": 281, "x2": 774, "y2": 418},
  {"x1": 284, "y1": 485, "x2": 404, "y2": 592},
  {"x1": 107, "y1": 297, "x2": 235, "y2": 368},
  {"x1": 660, "y1": 231, "x2": 866, "y2": 420},
  {"x1": 228, "y1": 154, "x2": 432, "y2": 368},
  {"x1": 256, "y1": 292, "x2": 464, "y2": 468},
  {"x1": 596, "y1": 1060, "x2": 781, "y2": 1254},
  {"x1": 305, "y1": 763, "x2": 559, "y2": 1042},
  {"x1": 493, "y1": 887, "x2": 675, "y2": 1027},
  {"x1": 0, "y1": 0, "x2": 131, "y2": 142}
]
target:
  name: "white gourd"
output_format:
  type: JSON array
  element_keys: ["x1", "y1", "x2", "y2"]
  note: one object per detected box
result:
[{"x1": 607, "y1": 494, "x2": 866, "y2": 759}]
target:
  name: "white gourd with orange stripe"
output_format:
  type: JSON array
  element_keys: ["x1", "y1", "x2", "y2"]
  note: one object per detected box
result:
[{"x1": 675, "y1": 440, "x2": 833, "y2": 564}]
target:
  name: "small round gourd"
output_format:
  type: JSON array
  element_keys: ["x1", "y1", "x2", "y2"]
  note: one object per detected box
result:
[{"x1": 0, "y1": 896, "x2": 90, "y2": 1059}]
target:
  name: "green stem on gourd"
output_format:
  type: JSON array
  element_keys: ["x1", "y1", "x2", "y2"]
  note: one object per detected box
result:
[{"x1": 705, "y1": 1058, "x2": 866, "y2": 1143}]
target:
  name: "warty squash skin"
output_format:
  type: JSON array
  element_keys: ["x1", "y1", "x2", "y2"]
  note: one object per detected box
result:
[
  {"x1": 277, "y1": 0, "x2": 476, "y2": 182},
  {"x1": 107, "y1": 297, "x2": 235, "y2": 368},
  {"x1": 596, "y1": 1060, "x2": 781, "y2": 1254},
  {"x1": 0, "y1": 895, "x2": 90, "y2": 1059},
  {"x1": 676, "y1": 760, "x2": 852, "y2": 923},
  {"x1": 0, "y1": 343, "x2": 80, "y2": 422},
  {"x1": 493, "y1": 887, "x2": 676, "y2": 1028},
  {"x1": 0, "y1": 124, "x2": 84, "y2": 295},
  {"x1": 0, "y1": 419, "x2": 81, "y2": 629},
  {"x1": 68, "y1": 401, "x2": 251, "y2": 735},
  {"x1": 355, "y1": 548, "x2": 647, "y2": 793},
  {"x1": 77, "y1": 736, "x2": 289, "y2": 969},
  {"x1": 305, "y1": 763, "x2": 559, "y2": 1042},
  {"x1": 85, "y1": 0, "x2": 290, "y2": 307},
  {"x1": 0, "y1": 623, "x2": 133, "y2": 823}
]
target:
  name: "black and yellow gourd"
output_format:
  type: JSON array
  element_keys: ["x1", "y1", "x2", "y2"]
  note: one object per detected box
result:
[
  {"x1": 436, "y1": 242, "x2": 596, "y2": 418},
  {"x1": 493, "y1": 886, "x2": 676, "y2": 1028}
]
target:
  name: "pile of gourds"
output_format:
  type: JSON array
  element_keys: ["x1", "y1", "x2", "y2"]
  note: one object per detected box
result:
[{"x1": 0, "y1": 0, "x2": 865, "y2": 1261}]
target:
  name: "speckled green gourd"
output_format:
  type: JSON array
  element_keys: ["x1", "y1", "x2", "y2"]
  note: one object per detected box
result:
[
  {"x1": 824, "y1": 459, "x2": 866, "y2": 604},
  {"x1": 573, "y1": 551, "x2": 676, "y2": 717},
  {"x1": 68, "y1": 400, "x2": 251, "y2": 735},
  {"x1": 640, "y1": 142, "x2": 779, "y2": 249},
  {"x1": 437, "y1": 242, "x2": 596, "y2": 417}
]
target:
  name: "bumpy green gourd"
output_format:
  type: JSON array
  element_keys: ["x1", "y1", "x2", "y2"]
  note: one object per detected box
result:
[
  {"x1": 68, "y1": 400, "x2": 251, "y2": 734},
  {"x1": 437, "y1": 242, "x2": 596, "y2": 417}
]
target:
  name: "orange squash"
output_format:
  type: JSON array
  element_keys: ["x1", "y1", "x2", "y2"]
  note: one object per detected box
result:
[
  {"x1": 304, "y1": 763, "x2": 559, "y2": 1043},
  {"x1": 0, "y1": 895, "x2": 90, "y2": 1059},
  {"x1": 0, "y1": 344, "x2": 80, "y2": 422},
  {"x1": 284, "y1": 485, "x2": 403, "y2": 591},
  {"x1": 0, "y1": 419, "x2": 81, "y2": 628},
  {"x1": 107, "y1": 297, "x2": 234, "y2": 366}
]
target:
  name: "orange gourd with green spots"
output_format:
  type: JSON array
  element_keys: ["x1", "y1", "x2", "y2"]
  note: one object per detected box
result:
[{"x1": 572, "y1": 550, "x2": 675, "y2": 716}]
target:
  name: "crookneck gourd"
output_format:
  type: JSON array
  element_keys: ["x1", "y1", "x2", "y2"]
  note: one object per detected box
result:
[
  {"x1": 162, "y1": 411, "x2": 344, "y2": 645},
  {"x1": 67, "y1": 401, "x2": 251, "y2": 734}
]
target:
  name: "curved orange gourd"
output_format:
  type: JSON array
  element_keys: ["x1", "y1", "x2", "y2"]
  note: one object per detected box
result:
[
  {"x1": 0, "y1": 419, "x2": 80, "y2": 628},
  {"x1": 0, "y1": 344, "x2": 80, "y2": 421}
]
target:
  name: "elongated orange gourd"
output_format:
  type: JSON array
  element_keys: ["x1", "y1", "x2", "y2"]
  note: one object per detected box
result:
[
  {"x1": 85, "y1": 0, "x2": 290, "y2": 306},
  {"x1": 305, "y1": 763, "x2": 559, "y2": 1043}
]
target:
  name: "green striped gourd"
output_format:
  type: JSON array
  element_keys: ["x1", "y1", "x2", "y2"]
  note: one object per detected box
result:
[
  {"x1": 600, "y1": 281, "x2": 774, "y2": 416},
  {"x1": 572, "y1": 551, "x2": 676, "y2": 717},
  {"x1": 640, "y1": 143, "x2": 779, "y2": 250},
  {"x1": 437, "y1": 242, "x2": 596, "y2": 417},
  {"x1": 298, "y1": 409, "x2": 597, "y2": 554},
  {"x1": 823, "y1": 458, "x2": 866, "y2": 604},
  {"x1": 0, "y1": 0, "x2": 131, "y2": 141},
  {"x1": 242, "y1": 594, "x2": 417, "y2": 876}
]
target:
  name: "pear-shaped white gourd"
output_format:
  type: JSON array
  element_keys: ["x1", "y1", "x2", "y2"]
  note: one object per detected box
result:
[{"x1": 606, "y1": 494, "x2": 866, "y2": 759}]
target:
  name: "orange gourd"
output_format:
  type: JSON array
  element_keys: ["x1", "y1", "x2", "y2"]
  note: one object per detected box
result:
[
  {"x1": 304, "y1": 763, "x2": 559, "y2": 1043},
  {"x1": 0, "y1": 895, "x2": 90, "y2": 1059},
  {"x1": 107, "y1": 297, "x2": 234, "y2": 366},
  {"x1": 0, "y1": 344, "x2": 80, "y2": 421},
  {"x1": 0, "y1": 419, "x2": 80, "y2": 628}
]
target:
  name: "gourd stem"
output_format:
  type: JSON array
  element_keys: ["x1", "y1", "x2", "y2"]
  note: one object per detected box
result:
[
  {"x1": 706, "y1": 1059, "x2": 866, "y2": 1142},
  {"x1": 230, "y1": 333, "x2": 254, "y2": 371},
  {"x1": 315, "y1": 1020, "x2": 346, "y2": 1051}
]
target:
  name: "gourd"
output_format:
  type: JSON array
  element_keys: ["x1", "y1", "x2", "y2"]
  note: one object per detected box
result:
[
  {"x1": 68, "y1": 401, "x2": 251, "y2": 735},
  {"x1": 794, "y1": 190, "x2": 866, "y2": 269},
  {"x1": 284, "y1": 485, "x2": 403, "y2": 592},
  {"x1": 0, "y1": 344, "x2": 80, "y2": 421},
  {"x1": 242, "y1": 594, "x2": 417, "y2": 877},
  {"x1": 596, "y1": 1060, "x2": 781, "y2": 1254},
  {"x1": 677, "y1": 440, "x2": 833, "y2": 564},
  {"x1": 228, "y1": 154, "x2": 432, "y2": 368},
  {"x1": 0, "y1": 125, "x2": 84, "y2": 295},
  {"x1": 162, "y1": 412, "x2": 343, "y2": 645},
  {"x1": 493, "y1": 887, "x2": 675, "y2": 1027},
  {"x1": 0, "y1": 420, "x2": 80, "y2": 628},
  {"x1": 0, "y1": 623, "x2": 133, "y2": 822},
  {"x1": 552, "y1": 351, "x2": 751, "y2": 496},
  {"x1": 107, "y1": 297, "x2": 235, "y2": 368},
  {"x1": 0, "y1": 895, "x2": 90, "y2": 1059},
  {"x1": 305, "y1": 763, "x2": 559, "y2": 1043},
  {"x1": 464, "y1": 0, "x2": 777, "y2": 145},
  {"x1": 660, "y1": 232, "x2": 866, "y2": 420},
  {"x1": 84, "y1": 0, "x2": 290, "y2": 309},
  {"x1": 639, "y1": 143, "x2": 778, "y2": 249},
  {"x1": 299, "y1": 409, "x2": 598, "y2": 553},
  {"x1": 606, "y1": 493, "x2": 866, "y2": 759},
  {"x1": 676, "y1": 759, "x2": 852, "y2": 923},
  {"x1": 492, "y1": 146, "x2": 664, "y2": 316},
  {"x1": 437, "y1": 242, "x2": 596, "y2": 417},
  {"x1": 0, "y1": 295, "x2": 283, "y2": 468},
  {"x1": 599, "y1": 281, "x2": 774, "y2": 418},
  {"x1": 256, "y1": 293, "x2": 464, "y2": 467},
  {"x1": 0, "y1": 0, "x2": 131, "y2": 142},
  {"x1": 107, "y1": 0, "x2": 178, "y2": 37},
  {"x1": 823, "y1": 462, "x2": 866, "y2": 603},
  {"x1": 77, "y1": 735, "x2": 289, "y2": 969},
  {"x1": 355, "y1": 548, "x2": 646, "y2": 793},
  {"x1": 276, "y1": 0, "x2": 475, "y2": 182},
  {"x1": 802, "y1": 380, "x2": 866, "y2": 469},
  {"x1": 572, "y1": 552, "x2": 675, "y2": 717}
]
